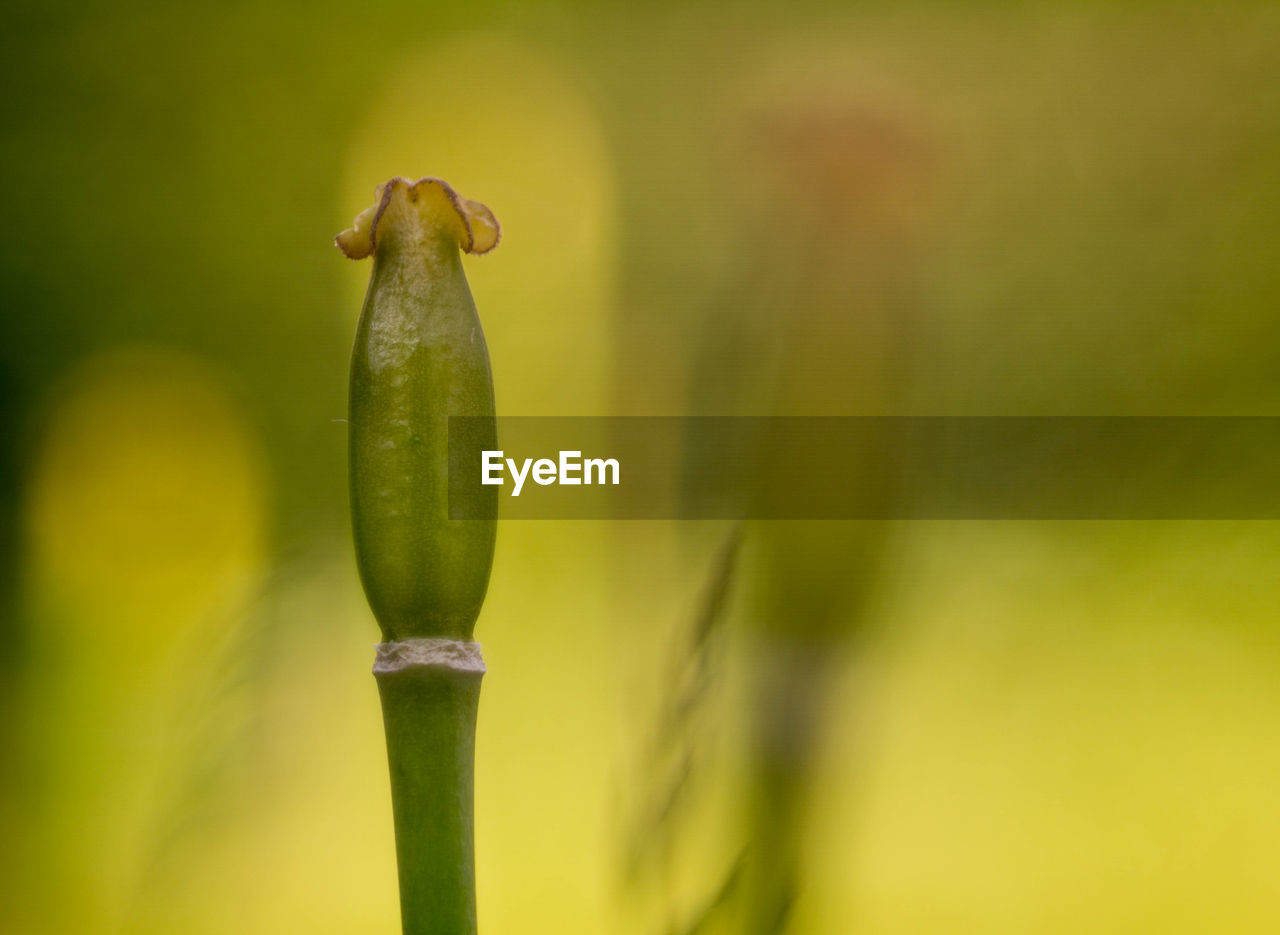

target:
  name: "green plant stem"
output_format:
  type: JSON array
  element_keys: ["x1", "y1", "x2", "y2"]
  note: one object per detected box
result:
[
  {"x1": 340, "y1": 179, "x2": 499, "y2": 935},
  {"x1": 375, "y1": 641, "x2": 484, "y2": 935}
]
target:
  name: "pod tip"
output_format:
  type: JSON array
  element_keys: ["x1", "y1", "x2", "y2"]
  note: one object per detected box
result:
[{"x1": 335, "y1": 177, "x2": 501, "y2": 259}]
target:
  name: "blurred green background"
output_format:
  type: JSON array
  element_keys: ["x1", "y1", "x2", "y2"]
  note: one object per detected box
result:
[{"x1": 4, "y1": 1, "x2": 1280, "y2": 933}]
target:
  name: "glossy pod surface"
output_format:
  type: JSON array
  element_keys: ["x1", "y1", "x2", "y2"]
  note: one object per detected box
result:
[{"x1": 339, "y1": 178, "x2": 501, "y2": 642}]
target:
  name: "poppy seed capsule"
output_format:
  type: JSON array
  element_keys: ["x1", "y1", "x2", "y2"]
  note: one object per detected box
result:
[{"x1": 338, "y1": 177, "x2": 500, "y2": 642}]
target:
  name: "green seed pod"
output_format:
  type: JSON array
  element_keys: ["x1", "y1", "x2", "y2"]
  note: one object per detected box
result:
[{"x1": 338, "y1": 177, "x2": 501, "y2": 643}]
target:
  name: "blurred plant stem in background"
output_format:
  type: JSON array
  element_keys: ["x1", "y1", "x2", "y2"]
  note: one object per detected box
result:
[
  {"x1": 625, "y1": 91, "x2": 934, "y2": 933},
  {"x1": 731, "y1": 99, "x2": 932, "y2": 935}
]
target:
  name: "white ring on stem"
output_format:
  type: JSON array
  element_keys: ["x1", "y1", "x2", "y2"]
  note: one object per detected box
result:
[{"x1": 373, "y1": 638, "x2": 486, "y2": 675}]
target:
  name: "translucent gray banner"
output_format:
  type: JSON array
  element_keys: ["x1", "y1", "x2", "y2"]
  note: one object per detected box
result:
[{"x1": 447, "y1": 417, "x2": 1280, "y2": 519}]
